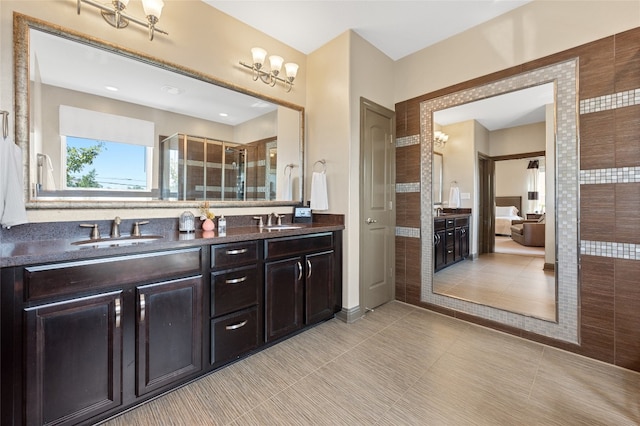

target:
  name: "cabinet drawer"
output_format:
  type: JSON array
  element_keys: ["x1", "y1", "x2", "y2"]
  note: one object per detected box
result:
[
  {"x1": 455, "y1": 217, "x2": 469, "y2": 227},
  {"x1": 445, "y1": 219, "x2": 455, "y2": 228},
  {"x1": 24, "y1": 248, "x2": 202, "y2": 302},
  {"x1": 211, "y1": 306, "x2": 259, "y2": 366},
  {"x1": 211, "y1": 241, "x2": 259, "y2": 269},
  {"x1": 265, "y1": 233, "x2": 333, "y2": 260},
  {"x1": 211, "y1": 266, "x2": 260, "y2": 317},
  {"x1": 434, "y1": 219, "x2": 446, "y2": 231}
]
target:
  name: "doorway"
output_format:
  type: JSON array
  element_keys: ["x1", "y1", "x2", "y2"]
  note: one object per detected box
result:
[{"x1": 359, "y1": 98, "x2": 395, "y2": 312}]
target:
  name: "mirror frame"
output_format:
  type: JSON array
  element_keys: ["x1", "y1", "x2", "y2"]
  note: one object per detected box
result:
[
  {"x1": 14, "y1": 13, "x2": 305, "y2": 209},
  {"x1": 420, "y1": 59, "x2": 580, "y2": 344},
  {"x1": 432, "y1": 151, "x2": 443, "y2": 205}
]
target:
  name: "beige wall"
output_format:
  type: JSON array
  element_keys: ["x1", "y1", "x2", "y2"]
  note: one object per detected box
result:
[{"x1": 394, "y1": 0, "x2": 640, "y2": 103}]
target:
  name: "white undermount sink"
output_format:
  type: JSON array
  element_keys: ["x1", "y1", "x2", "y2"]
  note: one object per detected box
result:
[{"x1": 72, "y1": 235, "x2": 164, "y2": 248}]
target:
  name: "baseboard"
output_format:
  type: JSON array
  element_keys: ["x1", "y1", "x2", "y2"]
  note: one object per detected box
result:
[
  {"x1": 543, "y1": 262, "x2": 555, "y2": 271},
  {"x1": 335, "y1": 305, "x2": 363, "y2": 323}
]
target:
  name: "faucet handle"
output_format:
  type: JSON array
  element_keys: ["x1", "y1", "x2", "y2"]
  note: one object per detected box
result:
[
  {"x1": 111, "y1": 216, "x2": 121, "y2": 238},
  {"x1": 80, "y1": 223, "x2": 101, "y2": 240},
  {"x1": 132, "y1": 220, "x2": 149, "y2": 237},
  {"x1": 253, "y1": 216, "x2": 264, "y2": 227}
]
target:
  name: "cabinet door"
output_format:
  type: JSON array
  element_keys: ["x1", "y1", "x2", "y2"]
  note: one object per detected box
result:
[
  {"x1": 444, "y1": 229, "x2": 455, "y2": 264},
  {"x1": 24, "y1": 291, "x2": 123, "y2": 426},
  {"x1": 459, "y1": 226, "x2": 470, "y2": 259},
  {"x1": 265, "y1": 258, "x2": 303, "y2": 342},
  {"x1": 136, "y1": 276, "x2": 203, "y2": 396},
  {"x1": 305, "y1": 251, "x2": 335, "y2": 325}
]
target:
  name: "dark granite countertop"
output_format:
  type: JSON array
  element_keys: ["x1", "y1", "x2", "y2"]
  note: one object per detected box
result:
[
  {"x1": 1, "y1": 222, "x2": 344, "y2": 268},
  {"x1": 434, "y1": 213, "x2": 470, "y2": 219}
]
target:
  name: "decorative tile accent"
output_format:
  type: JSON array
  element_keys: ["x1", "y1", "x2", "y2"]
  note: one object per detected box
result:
[
  {"x1": 395, "y1": 226, "x2": 420, "y2": 238},
  {"x1": 396, "y1": 182, "x2": 420, "y2": 193},
  {"x1": 579, "y1": 88, "x2": 640, "y2": 114},
  {"x1": 580, "y1": 167, "x2": 640, "y2": 184},
  {"x1": 581, "y1": 240, "x2": 640, "y2": 260},
  {"x1": 418, "y1": 59, "x2": 580, "y2": 344},
  {"x1": 396, "y1": 135, "x2": 420, "y2": 148}
]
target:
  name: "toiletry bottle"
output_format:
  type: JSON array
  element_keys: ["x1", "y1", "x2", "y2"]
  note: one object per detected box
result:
[{"x1": 218, "y1": 215, "x2": 227, "y2": 235}]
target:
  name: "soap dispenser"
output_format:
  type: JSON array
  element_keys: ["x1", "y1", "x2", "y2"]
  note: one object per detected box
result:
[
  {"x1": 218, "y1": 215, "x2": 227, "y2": 235},
  {"x1": 179, "y1": 211, "x2": 195, "y2": 232}
]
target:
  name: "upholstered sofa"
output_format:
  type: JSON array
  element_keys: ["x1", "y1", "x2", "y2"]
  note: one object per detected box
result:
[{"x1": 510, "y1": 219, "x2": 545, "y2": 247}]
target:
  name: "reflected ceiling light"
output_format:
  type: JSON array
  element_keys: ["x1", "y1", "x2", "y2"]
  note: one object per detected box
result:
[
  {"x1": 161, "y1": 85, "x2": 183, "y2": 95},
  {"x1": 239, "y1": 47, "x2": 298, "y2": 93},
  {"x1": 434, "y1": 130, "x2": 449, "y2": 148},
  {"x1": 105, "y1": 85, "x2": 119, "y2": 92},
  {"x1": 76, "y1": 0, "x2": 168, "y2": 41}
]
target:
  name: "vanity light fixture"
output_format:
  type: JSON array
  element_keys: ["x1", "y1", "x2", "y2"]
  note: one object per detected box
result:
[
  {"x1": 76, "y1": 0, "x2": 168, "y2": 41},
  {"x1": 239, "y1": 47, "x2": 299, "y2": 93},
  {"x1": 434, "y1": 130, "x2": 449, "y2": 148}
]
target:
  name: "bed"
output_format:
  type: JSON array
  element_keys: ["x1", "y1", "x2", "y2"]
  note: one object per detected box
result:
[{"x1": 495, "y1": 196, "x2": 523, "y2": 236}]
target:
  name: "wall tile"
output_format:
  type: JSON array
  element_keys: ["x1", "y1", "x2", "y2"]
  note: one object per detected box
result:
[
  {"x1": 576, "y1": 36, "x2": 615, "y2": 100},
  {"x1": 579, "y1": 110, "x2": 615, "y2": 170},
  {"x1": 395, "y1": 192, "x2": 408, "y2": 226},
  {"x1": 395, "y1": 238, "x2": 406, "y2": 302},
  {"x1": 578, "y1": 324, "x2": 615, "y2": 364},
  {"x1": 614, "y1": 259, "x2": 640, "y2": 370},
  {"x1": 615, "y1": 183, "x2": 640, "y2": 244},
  {"x1": 580, "y1": 184, "x2": 615, "y2": 241},
  {"x1": 614, "y1": 28, "x2": 640, "y2": 93},
  {"x1": 615, "y1": 105, "x2": 640, "y2": 168},
  {"x1": 395, "y1": 101, "x2": 407, "y2": 138},
  {"x1": 404, "y1": 144, "x2": 421, "y2": 182},
  {"x1": 580, "y1": 256, "x2": 615, "y2": 331},
  {"x1": 406, "y1": 102, "x2": 421, "y2": 136}
]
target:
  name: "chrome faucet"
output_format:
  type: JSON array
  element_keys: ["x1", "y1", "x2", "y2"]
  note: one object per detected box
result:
[
  {"x1": 435, "y1": 207, "x2": 443, "y2": 217},
  {"x1": 267, "y1": 212, "x2": 282, "y2": 226},
  {"x1": 111, "y1": 216, "x2": 121, "y2": 238},
  {"x1": 131, "y1": 220, "x2": 149, "y2": 237},
  {"x1": 253, "y1": 216, "x2": 264, "y2": 228}
]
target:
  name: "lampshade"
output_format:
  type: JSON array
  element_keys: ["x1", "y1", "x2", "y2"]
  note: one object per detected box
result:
[
  {"x1": 119, "y1": 0, "x2": 130, "y2": 6},
  {"x1": 528, "y1": 191, "x2": 539, "y2": 200},
  {"x1": 251, "y1": 48, "x2": 267, "y2": 67},
  {"x1": 142, "y1": 0, "x2": 164, "y2": 18},
  {"x1": 284, "y1": 62, "x2": 299, "y2": 79},
  {"x1": 269, "y1": 55, "x2": 284, "y2": 73}
]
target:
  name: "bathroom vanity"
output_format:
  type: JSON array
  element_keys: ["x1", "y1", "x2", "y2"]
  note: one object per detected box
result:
[
  {"x1": 434, "y1": 213, "x2": 470, "y2": 272},
  {"x1": 0, "y1": 219, "x2": 343, "y2": 426}
]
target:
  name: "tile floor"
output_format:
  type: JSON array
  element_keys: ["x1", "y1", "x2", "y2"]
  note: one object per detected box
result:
[
  {"x1": 434, "y1": 252, "x2": 555, "y2": 321},
  {"x1": 102, "y1": 302, "x2": 640, "y2": 425}
]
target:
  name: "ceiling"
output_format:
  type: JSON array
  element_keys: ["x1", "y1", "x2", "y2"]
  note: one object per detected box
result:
[{"x1": 203, "y1": 0, "x2": 533, "y2": 61}]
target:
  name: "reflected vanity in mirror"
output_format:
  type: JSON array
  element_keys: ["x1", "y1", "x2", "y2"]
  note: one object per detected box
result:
[
  {"x1": 421, "y1": 59, "x2": 580, "y2": 344},
  {"x1": 14, "y1": 13, "x2": 304, "y2": 208}
]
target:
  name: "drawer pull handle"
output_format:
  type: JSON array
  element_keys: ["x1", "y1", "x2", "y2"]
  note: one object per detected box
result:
[
  {"x1": 115, "y1": 297, "x2": 121, "y2": 328},
  {"x1": 447, "y1": 250, "x2": 453, "y2": 254},
  {"x1": 226, "y1": 248, "x2": 248, "y2": 255},
  {"x1": 226, "y1": 276, "x2": 248, "y2": 284},
  {"x1": 225, "y1": 320, "x2": 248, "y2": 330},
  {"x1": 297, "y1": 261, "x2": 303, "y2": 281},
  {"x1": 306, "y1": 259, "x2": 312, "y2": 279},
  {"x1": 140, "y1": 294, "x2": 146, "y2": 322}
]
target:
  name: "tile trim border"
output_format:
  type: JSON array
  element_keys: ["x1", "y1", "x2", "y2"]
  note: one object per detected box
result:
[
  {"x1": 580, "y1": 167, "x2": 640, "y2": 185},
  {"x1": 579, "y1": 88, "x2": 640, "y2": 114},
  {"x1": 581, "y1": 240, "x2": 639, "y2": 260},
  {"x1": 395, "y1": 227, "x2": 420, "y2": 238}
]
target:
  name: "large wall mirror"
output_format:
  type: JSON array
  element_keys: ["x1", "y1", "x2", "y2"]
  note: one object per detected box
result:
[
  {"x1": 14, "y1": 13, "x2": 304, "y2": 209},
  {"x1": 420, "y1": 59, "x2": 580, "y2": 344}
]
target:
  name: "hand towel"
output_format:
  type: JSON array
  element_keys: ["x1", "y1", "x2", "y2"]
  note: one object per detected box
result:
[
  {"x1": 448, "y1": 186, "x2": 460, "y2": 209},
  {"x1": 310, "y1": 171, "x2": 328, "y2": 210},
  {"x1": 41, "y1": 153, "x2": 56, "y2": 191},
  {"x1": 282, "y1": 169, "x2": 293, "y2": 201},
  {"x1": 1, "y1": 138, "x2": 29, "y2": 228}
]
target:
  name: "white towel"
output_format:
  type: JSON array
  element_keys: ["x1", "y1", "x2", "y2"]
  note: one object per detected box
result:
[
  {"x1": 310, "y1": 171, "x2": 328, "y2": 210},
  {"x1": 1, "y1": 138, "x2": 28, "y2": 228},
  {"x1": 282, "y1": 169, "x2": 292, "y2": 201},
  {"x1": 448, "y1": 186, "x2": 460, "y2": 209},
  {"x1": 40, "y1": 153, "x2": 56, "y2": 191}
]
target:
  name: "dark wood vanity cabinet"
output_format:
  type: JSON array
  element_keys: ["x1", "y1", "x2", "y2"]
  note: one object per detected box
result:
[
  {"x1": 434, "y1": 216, "x2": 470, "y2": 272},
  {"x1": 15, "y1": 248, "x2": 204, "y2": 426},
  {"x1": 210, "y1": 241, "x2": 262, "y2": 367},
  {"x1": 264, "y1": 233, "x2": 336, "y2": 342}
]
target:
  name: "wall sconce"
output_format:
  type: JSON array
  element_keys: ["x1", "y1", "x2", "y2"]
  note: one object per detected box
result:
[
  {"x1": 434, "y1": 130, "x2": 449, "y2": 148},
  {"x1": 239, "y1": 48, "x2": 299, "y2": 93},
  {"x1": 76, "y1": 0, "x2": 168, "y2": 41}
]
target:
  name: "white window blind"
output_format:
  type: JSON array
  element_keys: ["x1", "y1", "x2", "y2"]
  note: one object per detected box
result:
[{"x1": 59, "y1": 105, "x2": 155, "y2": 147}]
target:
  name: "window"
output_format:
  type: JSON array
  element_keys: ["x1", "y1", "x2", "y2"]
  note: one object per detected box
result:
[{"x1": 64, "y1": 137, "x2": 151, "y2": 191}]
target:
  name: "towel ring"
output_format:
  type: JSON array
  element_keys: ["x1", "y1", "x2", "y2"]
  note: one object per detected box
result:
[
  {"x1": 313, "y1": 159, "x2": 326, "y2": 173},
  {"x1": 284, "y1": 164, "x2": 295, "y2": 176}
]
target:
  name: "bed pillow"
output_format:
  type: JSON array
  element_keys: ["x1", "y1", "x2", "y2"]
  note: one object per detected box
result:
[{"x1": 496, "y1": 206, "x2": 518, "y2": 216}]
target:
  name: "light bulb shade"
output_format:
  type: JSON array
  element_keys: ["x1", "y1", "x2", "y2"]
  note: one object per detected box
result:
[
  {"x1": 142, "y1": 0, "x2": 164, "y2": 18},
  {"x1": 251, "y1": 47, "x2": 267, "y2": 67},
  {"x1": 269, "y1": 55, "x2": 284, "y2": 73},
  {"x1": 284, "y1": 62, "x2": 299, "y2": 79}
]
